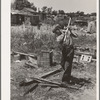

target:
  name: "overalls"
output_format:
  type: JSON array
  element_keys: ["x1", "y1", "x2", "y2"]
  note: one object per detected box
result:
[
  {"x1": 53, "y1": 25, "x2": 76, "y2": 83},
  {"x1": 61, "y1": 30, "x2": 74, "y2": 83}
]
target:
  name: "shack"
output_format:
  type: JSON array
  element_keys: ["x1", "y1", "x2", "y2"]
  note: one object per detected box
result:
[
  {"x1": 74, "y1": 20, "x2": 88, "y2": 27},
  {"x1": 87, "y1": 16, "x2": 96, "y2": 34},
  {"x1": 87, "y1": 20, "x2": 96, "y2": 34},
  {"x1": 11, "y1": 8, "x2": 40, "y2": 26}
]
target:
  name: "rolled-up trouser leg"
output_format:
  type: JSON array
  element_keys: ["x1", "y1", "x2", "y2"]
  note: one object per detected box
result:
[
  {"x1": 62, "y1": 61, "x2": 73, "y2": 82},
  {"x1": 62, "y1": 46, "x2": 74, "y2": 82},
  {"x1": 61, "y1": 46, "x2": 68, "y2": 70}
]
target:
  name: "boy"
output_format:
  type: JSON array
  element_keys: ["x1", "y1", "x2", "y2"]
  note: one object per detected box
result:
[{"x1": 53, "y1": 23, "x2": 77, "y2": 84}]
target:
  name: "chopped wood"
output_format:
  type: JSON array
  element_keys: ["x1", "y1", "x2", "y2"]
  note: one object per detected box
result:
[
  {"x1": 12, "y1": 51, "x2": 36, "y2": 58},
  {"x1": 31, "y1": 77, "x2": 80, "y2": 90},
  {"x1": 19, "y1": 66, "x2": 62, "y2": 86},
  {"x1": 24, "y1": 83, "x2": 38, "y2": 96},
  {"x1": 31, "y1": 77, "x2": 61, "y2": 85},
  {"x1": 25, "y1": 62, "x2": 38, "y2": 69},
  {"x1": 39, "y1": 83, "x2": 81, "y2": 89},
  {"x1": 38, "y1": 67, "x2": 62, "y2": 78},
  {"x1": 19, "y1": 80, "x2": 38, "y2": 86},
  {"x1": 39, "y1": 83, "x2": 59, "y2": 87}
]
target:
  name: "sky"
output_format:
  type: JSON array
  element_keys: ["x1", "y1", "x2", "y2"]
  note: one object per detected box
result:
[{"x1": 11, "y1": 0, "x2": 97, "y2": 14}]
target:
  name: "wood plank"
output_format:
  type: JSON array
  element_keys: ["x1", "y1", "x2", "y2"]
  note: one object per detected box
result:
[
  {"x1": 38, "y1": 67, "x2": 62, "y2": 78},
  {"x1": 31, "y1": 77, "x2": 61, "y2": 85},
  {"x1": 25, "y1": 62, "x2": 38, "y2": 69},
  {"x1": 19, "y1": 66, "x2": 62, "y2": 86},
  {"x1": 75, "y1": 51, "x2": 94, "y2": 56},
  {"x1": 39, "y1": 83, "x2": 81, "y2": 89},
  {"x1": 39, "y1": 83, "x2": 59, "y2": 87},
  {"x1": 23, "y1": 83, "x2": 38, "y2": 96},
  {"x1": 12, "y1": 51, "x2": 36, "y2": 58},
  {"x1": 92, "y1": 59, "x2": 96, "y2": 62},
  {"x1": 22, "y1": 67, "x2": 62, "y2": 95},
  {"x1": 32, "y1": 77, "x2": 80, "y2": 90}
]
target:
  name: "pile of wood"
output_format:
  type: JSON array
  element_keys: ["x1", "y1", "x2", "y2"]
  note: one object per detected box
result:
[{"x1": 19, "y1": 66, "x2": 81, "y2": 96}]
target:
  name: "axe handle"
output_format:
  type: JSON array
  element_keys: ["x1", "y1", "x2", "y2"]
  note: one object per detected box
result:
[{"x1": 64, "y1": 17, "x2": 71, "y2": 41}]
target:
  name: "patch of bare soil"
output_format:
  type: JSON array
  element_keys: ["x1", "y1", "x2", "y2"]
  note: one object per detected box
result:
[{"x1": 11, "y1": 58, "x2": 96, "y2": 100}]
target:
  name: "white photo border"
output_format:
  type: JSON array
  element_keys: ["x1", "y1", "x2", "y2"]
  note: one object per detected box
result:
[{"x1": 1, "y1": 0, "x2": 99, "y2": 100}]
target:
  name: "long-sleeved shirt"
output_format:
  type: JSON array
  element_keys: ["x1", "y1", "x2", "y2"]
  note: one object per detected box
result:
[{"x1": 53, "y1": 24, "x2": 78, "y2": 46}]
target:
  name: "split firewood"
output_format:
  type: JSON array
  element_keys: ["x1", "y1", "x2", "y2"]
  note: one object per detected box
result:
[
  {"x1": 31, "y1": 77, "x2": 81, "y2": 90},
  {"x1": 19, "y1": 66, "x2": 62, "y2": 95},
  {"x1": 12, "y1": 51, "x2": 36, "y2": 58},
  {"x1": 23, "y1": 83, "x2": 38, "y2": 96},
  {"x1": 25, "y1": 62, "x2": 38, "y2": 69},
  {"x1": 38, "y1": 83, "x2": 59, "y2": 87},
  {"x1": 19, "y1": 66, "x2": 62, "y2": 86}
]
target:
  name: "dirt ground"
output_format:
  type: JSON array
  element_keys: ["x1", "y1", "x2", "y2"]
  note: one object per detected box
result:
[
  {"x1": 11, "y1": 59, "x2": 96, "y2": 100},
  {"x1": 11, "y1": 31, "x2": 96, "y2": 100}
]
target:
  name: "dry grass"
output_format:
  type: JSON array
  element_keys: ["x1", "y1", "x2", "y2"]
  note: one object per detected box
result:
[
  {"x1": 11, "y1": 24, "x2": 96, "y2": 100},
  {"x1": 11, "y1": 24, "x2": 96, "y2": 54},
  {"x1": 11, "y1": 25, "x2": 58, "y2": 53}
]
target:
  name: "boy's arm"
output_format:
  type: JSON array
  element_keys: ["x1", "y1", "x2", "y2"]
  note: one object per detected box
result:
[{"x1": 69, "y1": 28, "x2": 78, "y2": 38}]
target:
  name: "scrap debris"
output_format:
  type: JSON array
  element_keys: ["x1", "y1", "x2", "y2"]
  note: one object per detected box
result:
[
  {"x1": 20, "y1": 77, "x2": 81, "y2": 96},
  {"x1": 19, "y1": 66, "x2": 62, "y2": 86},
  {"x1": 11, "y1": 46, "x2": 96, "y2": 96},
  {"x1": 31, "y1": 77, "x2": 81, "y2": 89}
]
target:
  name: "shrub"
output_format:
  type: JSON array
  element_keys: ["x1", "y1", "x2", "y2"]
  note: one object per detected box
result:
[{"x1": 11, "y1": 25, "x2": 58, "y2": 54}]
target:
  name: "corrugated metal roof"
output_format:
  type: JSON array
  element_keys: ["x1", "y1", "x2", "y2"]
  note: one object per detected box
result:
[
  {"x1": 20, "y1": 10, "x2": 33, "y2": 16},
  {"x1": 11, "y1": 9, "x2": 34, "y2": 16},
  {"x1": 23, "y1": 8, "x2": 37, "y2": 13},
  {"x1": 11, "y1": 10, "x2": 20, "y2": 14}
]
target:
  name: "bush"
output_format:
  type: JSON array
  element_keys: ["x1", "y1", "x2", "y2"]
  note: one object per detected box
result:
[
  {"x1": 11, "y1": 25, "x2": 58, "y2": 54},
  {"x1": 11, "y1": 25, "x2": 96, "y2": 54}
]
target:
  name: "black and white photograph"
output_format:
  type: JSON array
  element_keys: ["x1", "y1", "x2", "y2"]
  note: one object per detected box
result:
[{"x1": 2, "y1": 0, "x2": 99, "y2": 100}]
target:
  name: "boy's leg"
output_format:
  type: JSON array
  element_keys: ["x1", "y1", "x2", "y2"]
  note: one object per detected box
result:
[
  {"x1": 62, "y1": 47, "x2": 74, "y2": 83},
  {"x1": 61, "y1": 54, "x2": 65, "y2": 70},
  {"x1": 61, "y1": 46, "x2": 67, "y2": 70},
  {"x1": 62, "y1": 61, "x2": 70, "y2": 82}
]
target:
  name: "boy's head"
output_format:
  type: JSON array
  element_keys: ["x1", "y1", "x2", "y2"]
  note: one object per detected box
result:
[{"x1": 52, "y1": 25, "x2": 63, "y2": 36}]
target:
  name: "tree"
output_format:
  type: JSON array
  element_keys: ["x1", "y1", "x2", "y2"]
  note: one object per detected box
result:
[
  {"x1": 79, "y1": 11, "x2": 84, "y2": 16},
  {"x1": 41, "y1": 6, "x2": 47, "y2": 13},
  {"x1": 91, "y1": 12, "x2": 96, "y2": 16},
  {"x1": 52, "y1": 10, "x2": 57, "y2": 16},
  {"x1": 30, "y1": 3, "x2": 37, "y2": 11},
  {"x1": 58, "y1": 10, "x2": 65, "y2": 15},
  {"x1": 47, "y1": 7, "x2": 52, "y2": 14},
  {"x1": 41, "y1": 6, "x2": 53, "y2": 14},
  {"x1": 76, "y1": 11, "x2": 84, "y2": 16},
  {"x1": 66, "y1": 12, "x2": 76, "y2": 18},
  {"x1": 13, "y1": 0, "x2": 37, "y2": 11}
]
